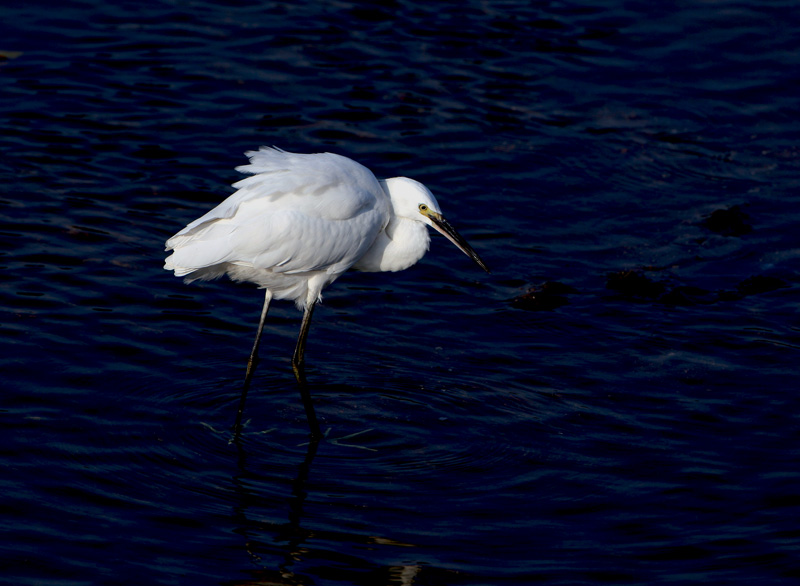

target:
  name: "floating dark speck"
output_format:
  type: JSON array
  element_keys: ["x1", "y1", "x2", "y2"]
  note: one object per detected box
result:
[
  {"x1": 736, "y1": 275, "x2": 789, "y2": 296},
  {"x1": 605, "y1": 269, "x2": 667, "y2": 298},
  {"x1": 132, "y1": 144, "x2": 177, "y2": 160},
  {"x1": 702, "y1": 205, "x2": 752, "y2": 237},
  {"x1": 658, "y1": 285, "x2": 715, "y2": 306},
  {"x1": 512, "y1": 281, "x2": 577, "y2": 311}
]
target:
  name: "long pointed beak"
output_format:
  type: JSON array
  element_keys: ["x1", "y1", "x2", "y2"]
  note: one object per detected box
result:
[{"x1": 429, "y1": 212, "x2": 490, "y2": 274}]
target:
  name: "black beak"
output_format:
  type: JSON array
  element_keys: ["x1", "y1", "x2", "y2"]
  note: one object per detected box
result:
[{"x1": 429, "y1": 213, "x2": 490, "y2": 274}]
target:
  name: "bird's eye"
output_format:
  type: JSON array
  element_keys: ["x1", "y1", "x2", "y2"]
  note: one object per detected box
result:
[{"x1": 418, "y1": 204, "x2": 428, "y2": 212}]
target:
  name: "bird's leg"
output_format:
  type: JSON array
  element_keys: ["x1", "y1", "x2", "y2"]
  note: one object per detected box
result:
[
  {"x1": 245, "y1": 289, "x2": 273, "y2": 382},
  {"x1": 292, "y1": 300, "x2": 322, "y2": 439},
  {"x1": 291, "y1": 300, "x2": 315, "y2": 377},
  {"x1": 234, "y1": 289, "x2": 272, "y2": 434}
]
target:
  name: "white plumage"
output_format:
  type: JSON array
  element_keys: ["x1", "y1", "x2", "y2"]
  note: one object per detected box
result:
[{"x1": 164, "y1": 147, "x2": 489, "y2": 437}]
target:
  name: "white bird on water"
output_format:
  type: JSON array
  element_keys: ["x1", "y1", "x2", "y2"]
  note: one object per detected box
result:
[{"x1": 164, "y1": 147, "x2": 489, "y2": 438}]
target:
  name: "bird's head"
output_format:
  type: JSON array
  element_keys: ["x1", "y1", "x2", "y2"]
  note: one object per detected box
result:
[{"x1": 383, "y1": 177, "x2": 490, "y2": 274}]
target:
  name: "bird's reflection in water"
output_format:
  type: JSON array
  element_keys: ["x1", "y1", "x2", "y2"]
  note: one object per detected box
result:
[
  {"x1": 228, "y1": 434, "x2": 318, "y2": 586},
  {"x1": 228, "y1": 435, "x2": 422, "y2": 586}
]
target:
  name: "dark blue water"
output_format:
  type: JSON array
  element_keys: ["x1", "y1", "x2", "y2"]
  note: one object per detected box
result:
[{"x1": 2, "y1": 1, "x2": 799, "y2": 584}]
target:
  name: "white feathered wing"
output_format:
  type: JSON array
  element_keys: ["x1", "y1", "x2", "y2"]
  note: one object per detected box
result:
[{"x1": 164, "y1": 147, "x2": 391, "y2": 308}]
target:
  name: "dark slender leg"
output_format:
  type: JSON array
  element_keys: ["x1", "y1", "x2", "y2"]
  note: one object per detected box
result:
[
  {"x1": 292, "y1": 300, "x2": 322, "y2": 439},
  {"x1": 234, "y1": 289, "x2": 272, "y2": 434}
]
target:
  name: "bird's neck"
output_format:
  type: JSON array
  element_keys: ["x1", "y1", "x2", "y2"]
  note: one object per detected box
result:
[{"x1": 354, "y1": 216, "x2": 430, "y2": 273}]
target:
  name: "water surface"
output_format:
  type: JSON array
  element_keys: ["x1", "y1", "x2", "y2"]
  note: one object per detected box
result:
[{"x1": 1, "y1": 1, "x2": 799, "y2": 584}]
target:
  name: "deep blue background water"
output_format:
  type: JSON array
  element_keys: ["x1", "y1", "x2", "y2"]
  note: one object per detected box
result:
[{"x1": 2, "y1": 1, "x2": 799, "y2": 584}]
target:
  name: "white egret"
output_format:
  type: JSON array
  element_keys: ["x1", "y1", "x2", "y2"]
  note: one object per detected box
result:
[{"x1": 164, "y1": 147, "x2": 489, "y2": 438}]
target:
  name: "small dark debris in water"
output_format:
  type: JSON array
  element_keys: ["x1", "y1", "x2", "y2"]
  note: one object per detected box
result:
[
  {"x1": 606, "y1": 270, "x2": 666, "y2": 298},
  {"x1": 717, "y1": 290, "x2": 742, "y2": 302},
  {"x1": 659, "y1": 285, "x2": 715, "y2": 306},
  {"x1": 523, "y1": 271, "x2": 787, "y2": 312},
  {"x1": 736, "y1": 275, "x2": 788, "y2": 296},
  {"x1": 512, "y1": 281, "x2": 577, "y2": 311},
  {"x1": 132, "y1": 144, "x2": 177, "y2": 160},
  {"x1": 607, "y1": 270, "x2": 713, "y2": 306},
  {"x1": 702, "y1": 205, "x2": 752, "y2": 236},
  {"x1": 540, "y1": 281, "x2": 577, "y2": 295},
  {"x1": 605, "y1": 270, "x2": 789, "y2": 306},
  {"x1": 719, "y1": 275, "x2": 789, "y2": 301}
]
